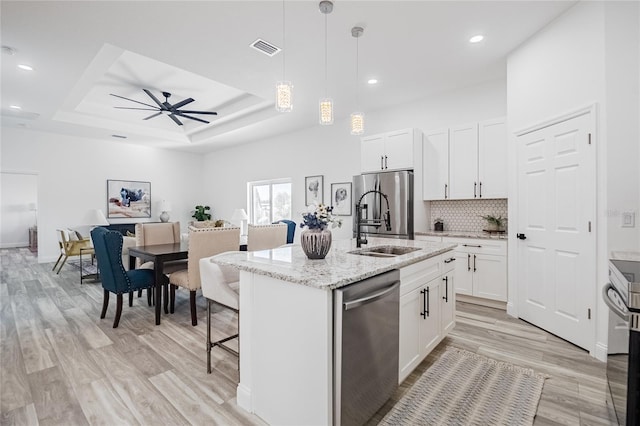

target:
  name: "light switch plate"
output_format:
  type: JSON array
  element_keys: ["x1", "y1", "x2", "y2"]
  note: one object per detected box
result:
[{"x1": 621, "y1": 211, "x2": 636, "y2": 228}]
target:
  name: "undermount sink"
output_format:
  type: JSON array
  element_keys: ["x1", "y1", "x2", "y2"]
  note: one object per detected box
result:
[{"x1": 348, "y1": 245, "x2": 422, "y2": 258}]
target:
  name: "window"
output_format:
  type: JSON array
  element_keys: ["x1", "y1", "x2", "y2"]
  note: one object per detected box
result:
[{"x1": 249, "y1": 178, "x2": 292, "y2": 225}]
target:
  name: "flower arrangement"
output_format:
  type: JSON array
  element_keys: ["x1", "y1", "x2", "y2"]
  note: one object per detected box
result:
[{"x1": 300, "y1": 203, "x2": 342, "y2": 231}]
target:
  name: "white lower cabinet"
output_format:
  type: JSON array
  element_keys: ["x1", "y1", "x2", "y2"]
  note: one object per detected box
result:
[
  {"x1": 398, "y1": 253, "x2": 455, "y2": 383},
  {"x1": 448, "y1": 237, "x2": 507, "y2": 302}
]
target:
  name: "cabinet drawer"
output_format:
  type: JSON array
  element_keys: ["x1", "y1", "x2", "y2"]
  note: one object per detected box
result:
[
  {"x1": 442, "y1": 254, "x2": 456, "y2": 273},
  {"x1": 442, "y1": 237, "x2": 506, "y2": 255},
  {"x1": 400, "y1": 256, "x2": 441, "y2": 295}
]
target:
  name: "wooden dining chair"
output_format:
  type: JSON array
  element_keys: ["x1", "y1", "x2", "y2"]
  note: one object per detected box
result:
[{"x1": 168, "y1": 226, "x2": 240, "y2": 326}]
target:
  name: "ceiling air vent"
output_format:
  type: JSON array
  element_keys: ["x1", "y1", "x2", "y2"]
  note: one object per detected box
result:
[{"x1": 250, "y1": 38, "x2": 281, "y2": 57}]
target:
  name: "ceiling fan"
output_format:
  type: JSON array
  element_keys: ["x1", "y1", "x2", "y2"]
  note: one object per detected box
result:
[{"x1": 110, "y1": 89, "x2": 217, "y2": 126}]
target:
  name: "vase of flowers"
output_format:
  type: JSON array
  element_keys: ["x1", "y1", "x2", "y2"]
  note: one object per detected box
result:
[{"x1": 299, "y1": 203, "x2": 342, "y2": 259}]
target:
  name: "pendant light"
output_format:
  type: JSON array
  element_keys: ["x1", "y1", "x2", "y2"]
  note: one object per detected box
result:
[
  {"x1": 276, "y1": 0, "x2": 292, "y2": 112},
  {"x1": 350, "y1": 26, "x2": 364, "y2": 135},
  {"x1": 319, "y1": 0, "x2": 333, "y2": 125}
]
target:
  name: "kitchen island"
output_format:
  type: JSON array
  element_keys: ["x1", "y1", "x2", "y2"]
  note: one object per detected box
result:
[{"x1": 211, "y1": 237, "x2": 456, "y2": 425}]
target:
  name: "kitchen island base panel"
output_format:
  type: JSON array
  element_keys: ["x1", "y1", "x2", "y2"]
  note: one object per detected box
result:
[{"x1": 238, "y1": 271, "x2": 333, "y2": 426}]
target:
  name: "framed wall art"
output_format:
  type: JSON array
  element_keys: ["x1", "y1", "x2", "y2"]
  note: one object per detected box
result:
[
  {"x1": 107, "y1": 179, "x2": 151, "y2": 218},
  {"x1": 330, "y1": 182, "x2": 352, "y2": 216},
  {"x1": 305, "y1": 175, "x2": 324, "y2": 206}
]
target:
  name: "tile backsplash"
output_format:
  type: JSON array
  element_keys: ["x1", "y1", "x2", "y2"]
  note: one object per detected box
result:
[{"x1": 429, "y1": 199, "x2": 508, "y2": 232}]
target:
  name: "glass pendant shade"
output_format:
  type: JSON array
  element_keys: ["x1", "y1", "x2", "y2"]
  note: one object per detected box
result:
[
  {"x1": 350, "y1": 112, "x2": 365, "y2": 135},
  {"x1": 276, "y1": 81, "x2": 293, "y2": 112},
  {"x1": 319, "y1": 98, "x2": 334, "y2": 125}
]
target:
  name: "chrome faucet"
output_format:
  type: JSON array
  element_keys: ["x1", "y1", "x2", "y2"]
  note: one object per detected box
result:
[{"x1": 355, "y1": 190, "x2": 392, "y2": 248}]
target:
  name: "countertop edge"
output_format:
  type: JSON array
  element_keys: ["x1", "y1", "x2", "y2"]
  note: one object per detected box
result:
[{"x1": 212, "y1": 243, "x2": 456, "y2": 290}]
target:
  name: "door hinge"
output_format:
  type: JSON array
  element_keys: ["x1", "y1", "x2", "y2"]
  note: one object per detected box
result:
[
  {"x1": 588, "y1": 221, "x2": 592, "y2": 232},
  {"x1": 588, "y1": 133, "x2": 592, "y2": 145},
  {"x1": 588, "y1": 308, "x2": 591, "y2": 319}
]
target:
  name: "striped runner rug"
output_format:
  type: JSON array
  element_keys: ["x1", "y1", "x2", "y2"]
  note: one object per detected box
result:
[{"x1": 380, "y1": 348, "x2": 546, "y2": 426}]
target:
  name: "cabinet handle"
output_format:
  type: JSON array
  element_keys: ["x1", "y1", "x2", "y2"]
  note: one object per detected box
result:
[
  {"x1": 467, "y1": 254, "x2": 471, "y2": 271},
  {"x1": 442, "y1": 276, "x2": 448, "y2": 302},
  {"x1": 384, "y1": 155, "x2": 388, "y2": 169},
  {"x1": 479, "y1": 182, "x2": 482, "y2": 198},
  {"x1": 420, "y1": 288, "x2": 426, "y2": 318},
  {"x1": 462, "y1": 244, "x2": 482, "y2": 248},
  {"x1": 473, "y1": 254, "x2": 477, "y2": 272},
  {"x1": 444, "y1": 257, "x2": 455, "y2": 264},
  {"x1": 474, "y1": 182, "x2": 477, "y2": 198},
  {"x1": 426, "y1": 286, "x2": 430, "y2": 318},
  {"x1": 444, "y1": 184, "x2": 448, "y2": 199},
  {"x1": 380, "y1": 156, "x2": 384, "y2": 170}
]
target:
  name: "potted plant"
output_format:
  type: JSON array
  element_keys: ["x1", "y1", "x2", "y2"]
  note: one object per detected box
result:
[
  {"x1": 192, "y1": 205, "x2": 212, "y2": 221},
  {"x1": 299, "y1": 203, "x2": 342, "y2": 259},
  {"x1": 480, "y1": 214, "x2": 506, "y2": 232}
]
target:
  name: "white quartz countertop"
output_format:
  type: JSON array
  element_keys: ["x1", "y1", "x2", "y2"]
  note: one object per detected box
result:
[
  {"x1": 416, "y1": 230, "x2": 508, "y2": 240},
  {"x1": 212, "y1": 237, "x2": 457, "y2": 290}
]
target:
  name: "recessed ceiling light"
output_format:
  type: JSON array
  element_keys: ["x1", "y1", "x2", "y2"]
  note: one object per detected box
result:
[
  {"x1": 367, "y1": 79, "x2": 378, "y2": 85},
  {"x1": 17, "y1": 64, "x2": 33, "y2": 71},
  {"x1": 10, "y1": 105, "x2": 21, "y2": 110},
  {"x1": 469, "y1": 35, "x2": 484, "y2": 43}
]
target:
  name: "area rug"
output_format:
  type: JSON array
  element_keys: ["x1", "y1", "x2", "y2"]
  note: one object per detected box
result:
[
  {"x1": 68, "y1": 259, "x2": 98, "y2": 276},
  {"x1": 380, "y1": 348, "x2": 546, "y2": 426}
]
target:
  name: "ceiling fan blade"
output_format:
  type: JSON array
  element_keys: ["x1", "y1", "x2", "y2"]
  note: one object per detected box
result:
[
  {"x1": 114, "y1": 107, "x2": 160, "y2": 111},
  {"x1": 174, "y1": 112, "x2": 209, "y2": 124},
  {"x1": 143, "y1": 112, "x2": 163, "y2": 120},
  {"x1": 171, "y1": 98, "x2": 195, "y2": 110},
  {"x1": 168, "y1": 114, "x2": 183, "y2": 126},
  {"x1": 143, "y1": 89, "x2": 165, "y2": 108},
  {"x1": 177, "y1": 110, "x2": 218, "y2": 115},
  {"x1": 110, "y1": 94, "x2": 157, "y2": 108}
]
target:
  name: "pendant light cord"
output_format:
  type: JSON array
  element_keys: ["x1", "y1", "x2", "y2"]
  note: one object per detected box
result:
[
  {"x1": 324, "y1": 12, "x2": 328, "y2": 98},
  {"x1": 282, "y1": 0, "x2": 285, "y2": 81},
  {"x1": 355, "y1": 34, "x2": 359, "y2": 108}
]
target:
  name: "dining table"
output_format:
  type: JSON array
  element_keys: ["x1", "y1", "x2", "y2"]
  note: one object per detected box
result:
[{"x1": 128, "y1": 242, "x2": 188, "y2": 325}]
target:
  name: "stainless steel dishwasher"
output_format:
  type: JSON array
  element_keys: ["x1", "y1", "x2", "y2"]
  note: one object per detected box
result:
[{"x1": 334, "y1": 269, "x2": 400, "y2": 426}]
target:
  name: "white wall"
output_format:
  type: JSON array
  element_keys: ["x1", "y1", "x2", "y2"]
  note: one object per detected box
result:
[
  {"x1": 0, "y1": 128, "x2": 204, "y2": 262},
  {"x1": 202, "y1": 79, "x2": 507, "y2": 241},
  {"x1": 0, "y1": 172, "x2": 38, "y2": 247},
  {"x1": 605, "y1": 1, "x2": 640, "y2": 253},
  {"x1": 507, "y1": 1, "x2": 640, "y2": 360}
]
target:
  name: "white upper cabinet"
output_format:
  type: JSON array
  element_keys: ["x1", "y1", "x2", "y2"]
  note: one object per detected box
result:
[
  {"x1": 422, "y1": 117, "x2": 507, "y2": 200},
  {"x1": 477, "y1": 117, "x2": 508, "y2": 199},
  {"x1": 449, "y1": 123, "x2": 479, "y2": 199},
  {"x1": 361, "y1": 128, "x2": 421, "y2": 173},
  {"x1": 422, "y1": 129, "x2": 450, "y2": 200}
]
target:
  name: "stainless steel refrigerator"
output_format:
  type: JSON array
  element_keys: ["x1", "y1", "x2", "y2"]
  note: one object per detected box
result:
[{"x1": 352, "y1": 170, "x2": 414, "y2": 240}]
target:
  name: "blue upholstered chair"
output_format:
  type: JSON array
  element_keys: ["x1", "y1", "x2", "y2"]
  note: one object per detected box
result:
[
  {"x1": 273, "y1": 219, "x2": 296, "y2": 244},
  {"x1": 91, "y1": 227, "x2": 166, "y2": 328}
]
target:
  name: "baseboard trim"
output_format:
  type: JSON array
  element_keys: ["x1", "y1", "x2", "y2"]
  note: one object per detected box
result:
[
  {"x1": 594, "y1": 342, "x2": 608, "y2": 362},
  {"x1": 457, "y1": 294, "x2": 507, "y2": 310},
  {"x1": 237, "y1": 383, "x2": 252, "y2": 412}
]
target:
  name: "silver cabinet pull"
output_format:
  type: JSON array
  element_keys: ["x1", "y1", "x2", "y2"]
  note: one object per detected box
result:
[
  {"x1": 479, "y1": 182, "x2": 482, "y2": 198},
  {"x1": 384, "y1": 155, "x2": 388, "y2": 169},
  {"x1": 474, "y1": 182, "x2": 477, "y2": 198},
  {"x1": 473, "y1": 254, "x2": 477, "y2": 272},
  {"x1": 380, "y1": 156, "x2": 384, "y2": 170},
  {"x1": 444, "y1": 184, "x2": 448, "y2": 199},
  {"x1": 462, "y1": 244, "x2": 482, "y2": 248},
  {"x1": 442, "y1": 276, "x2": 448, "y2": 302},
  {"x1": 467, "y1": 254, "x2": 471, "y2": 271}
]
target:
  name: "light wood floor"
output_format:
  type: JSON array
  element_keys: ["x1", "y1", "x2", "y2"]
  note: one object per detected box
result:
[{"x1": 1, "y1": 248, "x2": 617, "y2": 425}]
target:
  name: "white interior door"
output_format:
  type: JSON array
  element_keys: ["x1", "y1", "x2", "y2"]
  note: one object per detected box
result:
[{"x1": 516, "y1": 111, "x2": 595, "y2": 350}]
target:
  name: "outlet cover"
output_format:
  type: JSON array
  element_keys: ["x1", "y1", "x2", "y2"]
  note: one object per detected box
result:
[{"x1": 621, "y1": 211, "x2": 636, "y2": 228}]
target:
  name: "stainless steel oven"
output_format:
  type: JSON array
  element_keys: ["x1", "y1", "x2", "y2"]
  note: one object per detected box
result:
[{"x1": 604, "y1": 259, "x2": 640, "y2": 426}]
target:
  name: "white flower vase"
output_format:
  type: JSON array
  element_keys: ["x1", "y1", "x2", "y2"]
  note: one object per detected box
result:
[{"x1": 301, "y1": 229, "x2": 332, "y2": 259}]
